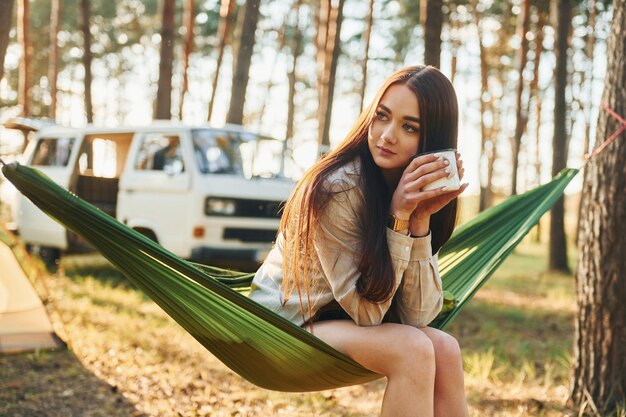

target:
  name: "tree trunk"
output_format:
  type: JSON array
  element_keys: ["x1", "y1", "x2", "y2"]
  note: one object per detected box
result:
[
  {"x1": 0, "y1": 0, "x2": 15, "y2": 84},
  {"x1": 581, "y1": 0, "x2": 596, "y2": 160},
  {"x1": 510, "y1": 0, "x2": 531, "y2": 195},
  {"x1": 154, "y1": 0, "x2": 175, "y2": 120},
  {"x1": 576, "y1": 0, "x2": 597, "y2": 242},
  {"x1": 179, "y1": 0, "x2": 195, "y2": 120},
  {"x1": 450, "y1": 9, "x2": 460, "y2": 85},
  {"x1": 358, "y1": 0, "x2": 374, "y2": 113},
  {"x1": 80, "y1": 0, "x2": 93, "y2": 123},
  {"x1": 207, "y1": 0, "x2": 236, "y2": 122},
  {"x1": 48, "y1": 0, "x2": 60, "y2": 120},
  {"x1": 570, "y1": 1, "x2": 626, "y2": 412},
  {"x1": 256, "y1": 11, "x2": 289, "y2": 129},
  {"x1": 17, "y1": 0, "x2": 30, "y2": 116},
  {"x1": 226, "y1": 0, "x2": 261, "y2": 125},
  {"x1": 549, "y1": 0, "x2": 572, "y2": 273},
  {"x1": 422, "y1": 0, "x2": 442, "y2": 68},
  {"x1": 533, "y1": 90, "x2": 544, "y2": 243},
  {"x1": 472, "y1": 0, "x2": 493, "y2": 211},
  {"x1": 285, "y1": 0, "x2": 303, "y2": 143},
  {"x1": 316, "y1": 0, "x2": 345, "y2": 150},
  {"x1": 530, "y1": 8, "x2": 545, "y2": 242},
  {"x1": 486, "y1": 98, "x2": 499, "y2": 208}
]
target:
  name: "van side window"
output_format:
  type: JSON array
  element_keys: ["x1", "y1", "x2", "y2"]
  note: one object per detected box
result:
[
  {"x1": 31, "y1": 137, "x2": 74, "y2": 166},
  {"x1": 135, "y1": 134, "x2": 185, "y2": 174},
  {"x1": 192, "y1": 129, "x2": 241, "y2": 175}
]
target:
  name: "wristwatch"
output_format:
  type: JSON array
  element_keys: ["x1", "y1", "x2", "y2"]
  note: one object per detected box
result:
[{"x1": 387, "y1": 214, "x2": 410, "y2": 234}]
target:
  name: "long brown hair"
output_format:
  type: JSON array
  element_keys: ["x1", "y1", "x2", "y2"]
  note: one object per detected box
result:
[{"x1": 280, "y1": 65, "x2": 459, "y2": 319}]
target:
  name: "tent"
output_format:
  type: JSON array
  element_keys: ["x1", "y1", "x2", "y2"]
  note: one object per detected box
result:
[{"x1": 0, "y1": 241, "x2": 63, "y2": 353}]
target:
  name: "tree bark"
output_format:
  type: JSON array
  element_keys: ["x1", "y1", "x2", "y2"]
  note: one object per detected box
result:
[
  {"x1": 48, "y1": 0, "x2": 61, "y2": 120},
  {"x1": 358, "y1": 0, "x2": 374, "y2": 113},
  {"x1": 285, "y1": 0, "x2": 303, "y2": 143},
  {"x1": 549, "y1": 0, "x2": 572, "y2": 272},
  {"x1": 0, "y1": 0, "x2": 15, "y2": 84},
  {"x1": 422, "y1": 0, "x2": 442, "y2": 68},
  {"x1": 472, "y1": 0, "x2": 493, "y2": 211},
  {"x1": 17, "y1": 0, "x2": 30, "y2": 116},
  {"x1": 316, "y1": 0, "x2": 345, "y2": 150},
  {"x1": 450, "y1": 9, "x2": 460, "y2": 84},
  {"x1": 226, "y1": 0, "x2": 261, "y2": 125},
  {"x1": 576, "y1": 0, "x2": 597, "y2": 242},
  {"x1": 80, "y1": 0, "x2": 93, "y2": 123},
  {"x1": 256, "y1": 10, "x2": 289, "y2": 128},
  {"x1": 510, "y1": 0, "x2": 531, "y2": 195},
  {"x1": 207, "y1": 0, "x2": 236, "y2": 122},
  {"x1": 530, "y1": 7, "x2": 545, "y2": 242},
  {"x1": 570, "y1": 1, "x2": 626, "y2": 412},
  {"x1": 582, "y1": 0, "x2": 596, "y2": 160},
  {"x1": 154, "y1": 0, "x2": 176, "y2": 120},
  {"x1": 179, "y1": 0, "x2": 195, "y2": 120}
]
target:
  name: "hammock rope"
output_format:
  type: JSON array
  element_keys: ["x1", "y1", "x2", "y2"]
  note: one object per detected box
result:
[{"x1": 1, "y1": 162, "x2": 578, "y2": 392}]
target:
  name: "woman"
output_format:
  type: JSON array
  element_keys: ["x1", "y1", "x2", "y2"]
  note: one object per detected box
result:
[{"x1": 250, "y1": 65, "x2": 469, "y2": 417}]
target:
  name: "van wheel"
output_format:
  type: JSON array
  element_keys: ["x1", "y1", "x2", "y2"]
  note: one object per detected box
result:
[{"x1": 134, "y1": 228, "x2": 158, "y2": 244}]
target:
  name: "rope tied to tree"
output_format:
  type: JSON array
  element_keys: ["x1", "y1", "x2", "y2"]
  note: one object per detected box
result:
[{"x1": 584, "y1": 102, "x2": 626, "y2": 163}]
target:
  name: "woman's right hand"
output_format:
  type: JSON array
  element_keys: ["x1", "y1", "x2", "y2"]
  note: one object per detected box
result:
[{"x1": 389, "y1": 153, "x2": 454, "y2": 220}]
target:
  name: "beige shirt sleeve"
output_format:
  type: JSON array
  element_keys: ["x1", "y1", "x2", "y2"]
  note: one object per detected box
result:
[
  {"x1": 313, "y1": 185, "x2": 417, "y2": 326},
  {"x1": 395, "y1": 234, "x2": 444, "y2": 328}
]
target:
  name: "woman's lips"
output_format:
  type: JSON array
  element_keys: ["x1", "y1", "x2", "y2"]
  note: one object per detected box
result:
[{"x1": 378, "y1": 146, "x2": 395, "y2": 156}]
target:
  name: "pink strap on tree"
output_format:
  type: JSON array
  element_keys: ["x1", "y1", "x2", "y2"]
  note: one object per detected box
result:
[{"x1": 585, "y1": 102, "x2": 626, "y2": 161}]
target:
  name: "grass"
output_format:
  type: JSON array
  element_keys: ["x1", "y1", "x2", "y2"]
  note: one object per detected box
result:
[
  {"x1": 1, "y1": 224, "x2": 587, "y2": 417},
  {"x1": 446, "y1": 239, "x2": 576, "y2": 416},
  {"x1": 0, "y1": 187, "x2": 592, "y2": 416}
]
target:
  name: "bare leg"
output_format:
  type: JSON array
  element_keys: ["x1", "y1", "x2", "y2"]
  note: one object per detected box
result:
[
  {"x1": 312, "y1": 320, "x2": 436, "y2": 417},
  {"x1": 420, "y1": 327, "x2": 469, "y2": 417}
]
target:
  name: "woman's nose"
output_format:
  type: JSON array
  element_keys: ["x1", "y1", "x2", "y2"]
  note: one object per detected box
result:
[{"x1": 381, "y1": 126, "x2": 395, "y2": 144}]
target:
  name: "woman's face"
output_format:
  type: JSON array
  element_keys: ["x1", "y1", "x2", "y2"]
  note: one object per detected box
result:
[{"x1": 368, "y1": 83, "x2": 421, "y2": 172}]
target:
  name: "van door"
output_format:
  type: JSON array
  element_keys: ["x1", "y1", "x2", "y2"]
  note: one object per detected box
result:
[
  {"x1": 118, "y1": 131, "x2": 192, "y2": 255},
  {"x1": 18, "y1": 135, "x2": 76, "y2": 249},
  {"x1": 68, "y1": 131, "x2": 134, "y2": 250}
]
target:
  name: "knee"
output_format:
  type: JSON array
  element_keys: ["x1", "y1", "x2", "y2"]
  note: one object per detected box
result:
[
  {"x1": 385, "y1": 327, "x2": 435, "y2": 375},
  {"x1": 432, "y1": 332, "x2": 462, "y2": 364}
]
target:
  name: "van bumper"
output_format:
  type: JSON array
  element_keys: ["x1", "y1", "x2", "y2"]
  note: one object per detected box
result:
[{"x1": 190, "y1": 246, "x2": 270, "y2": 264}]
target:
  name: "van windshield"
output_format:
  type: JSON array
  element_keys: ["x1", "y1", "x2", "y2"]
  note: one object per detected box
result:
[{"x1": 192, "y1": 129, "x2": 285, "y2": 179}]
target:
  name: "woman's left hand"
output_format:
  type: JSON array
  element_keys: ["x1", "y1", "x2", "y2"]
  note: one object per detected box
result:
[{"x1": 410, "y1": 152, "x2": 468, "y2": 235}]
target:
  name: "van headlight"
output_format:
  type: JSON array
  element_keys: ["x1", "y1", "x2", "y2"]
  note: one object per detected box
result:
[{"x1": 205, "y1": 197, "x2": 237, "y2": 216}]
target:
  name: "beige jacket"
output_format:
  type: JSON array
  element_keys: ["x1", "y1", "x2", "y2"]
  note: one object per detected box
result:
[{"x1": 249, "y1": 158, "x2": 443, "y2": 328}]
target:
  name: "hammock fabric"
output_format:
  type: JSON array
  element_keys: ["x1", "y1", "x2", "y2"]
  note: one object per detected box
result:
[{"x1": 1, "y1": 162, "x2": 578, "y2": 392}]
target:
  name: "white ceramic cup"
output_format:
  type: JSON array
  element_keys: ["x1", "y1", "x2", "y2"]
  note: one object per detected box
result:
[{"x1": 420, "y1": 148, "x2": 461, "y2": 192}]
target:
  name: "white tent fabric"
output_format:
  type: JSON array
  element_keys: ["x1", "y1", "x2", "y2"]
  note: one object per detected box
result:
[{"x1": 0, "y1": 242, "x2": 63, "y2": 353}]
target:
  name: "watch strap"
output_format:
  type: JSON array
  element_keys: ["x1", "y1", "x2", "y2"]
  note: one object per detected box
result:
[{"x1": 388, "y1": 214, "x2": 410, "y2": 233}]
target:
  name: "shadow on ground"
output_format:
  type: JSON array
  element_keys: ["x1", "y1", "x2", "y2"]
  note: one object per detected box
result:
[{"x1": 0, "y1": 348, "x2": 143, "y2": 417}]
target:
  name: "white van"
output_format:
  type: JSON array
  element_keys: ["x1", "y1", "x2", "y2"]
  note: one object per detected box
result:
[{"x1": 7, "y1": 121, "x2": 295, "y2": 266}]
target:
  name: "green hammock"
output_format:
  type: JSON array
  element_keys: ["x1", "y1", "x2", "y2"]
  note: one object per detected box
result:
[{"x1": 1, "y1": 162, "x2": 578, "y2": 392}]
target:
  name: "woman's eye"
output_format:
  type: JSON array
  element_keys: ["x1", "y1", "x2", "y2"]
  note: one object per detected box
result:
[
  {"x1": 403, "y1": 124, "x2": 418, "y2": 133},
  {"x1": 375, "y1": 111, "x2": 388, "y2": 120}
]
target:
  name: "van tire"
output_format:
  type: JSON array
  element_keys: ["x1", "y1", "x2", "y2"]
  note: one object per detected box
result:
[{"x1": 134, "y1": 228, "x2": 158, "y2": 244}]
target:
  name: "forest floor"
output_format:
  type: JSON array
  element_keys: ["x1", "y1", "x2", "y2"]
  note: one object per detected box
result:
[{"x1": 1, "y1": 230, "x2": 580, "y2": 417}]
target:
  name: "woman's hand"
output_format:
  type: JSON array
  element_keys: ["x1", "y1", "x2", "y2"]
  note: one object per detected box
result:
[
  {"x1": 410, "y1": 152, "x2": 468, "y2": 236},
  {"x1": 389, "y1": 153, "x2": 459, "y2": 221}
]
